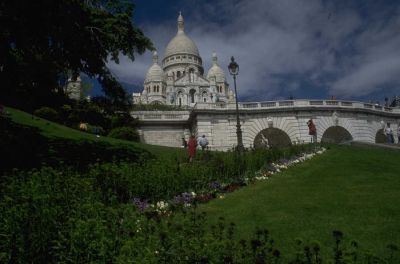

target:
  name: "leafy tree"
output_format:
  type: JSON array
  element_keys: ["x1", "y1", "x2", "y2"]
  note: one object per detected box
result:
[{"x1": 0, "y1": 0, "x2": 152, "y2": 110}]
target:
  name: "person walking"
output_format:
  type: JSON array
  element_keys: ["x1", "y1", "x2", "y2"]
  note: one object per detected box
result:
[
  {"x1": 307, "y1": 119, "x2": 317, "y2": 143},
  {"x1": 187, "y1": 135, "x2": 197, "y2": 162},
  {"x1": 198, "y1": 135, "x2": 209, "y2": 151},
  {"x1": 397, "y1": 124, "x2": 400, "y2": 144},
  {"x1": 385, "y1": 123, "x2": 393, "y2": 144}
]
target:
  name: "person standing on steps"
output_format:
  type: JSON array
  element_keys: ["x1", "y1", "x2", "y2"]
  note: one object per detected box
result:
[
  {"x1": 385, "y1": 123, "x2": 393, "y2": 144},
  {"x1": 307, "y1": 118, "x2": 317, "y2": 143},
  {"x1": 198, "y1": 135, "x2": 209, "y2": 151},
  {"x1": 187, "y1": 135, "x2": 197, "y2": 162},
  {"x1": 397, "y1": 124, "x2": 400, "y2": 144}
]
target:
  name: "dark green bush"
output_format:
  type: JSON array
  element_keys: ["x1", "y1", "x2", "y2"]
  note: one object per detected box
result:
[
  {"x1": 34, "y1": 106, "x2": 59, "y2": 122},
  {"x1": 108, "y1": 126, "x2": 140, "y2": 141}
]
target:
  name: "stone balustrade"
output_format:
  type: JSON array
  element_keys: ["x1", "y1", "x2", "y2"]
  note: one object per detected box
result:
[
  {"x1": 193, "y1": 100, "x2": 399, "y2": 114},
  {"x1": 132, "y1": 100, "x2": 400, "y2": 150},
  {"x1": 131, "y1": 111, "x2": 190, "y2": 121}
]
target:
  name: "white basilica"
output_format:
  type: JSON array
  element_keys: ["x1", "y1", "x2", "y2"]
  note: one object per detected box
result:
[{"x1": 133, "y1": 13, "x2": 235, "y2": 107}]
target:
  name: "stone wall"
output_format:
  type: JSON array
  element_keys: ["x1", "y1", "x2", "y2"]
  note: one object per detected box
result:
[{"x1": 132, "y1": 100, "x2": 400, "y2": 150}]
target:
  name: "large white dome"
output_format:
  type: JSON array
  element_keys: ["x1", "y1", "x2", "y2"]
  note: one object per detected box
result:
[
  {"x1": 207, "y1": 52, "x2": 225, "y2": 82},
  {"x1": 165, "y1": 34, "x2": 199, "y2": 57},
  {"x1": 164, "y1": 13, "x2": 200, "y2": 58}
]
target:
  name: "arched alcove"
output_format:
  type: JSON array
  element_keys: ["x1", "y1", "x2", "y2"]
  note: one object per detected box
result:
[
  {"x1": 253, "y1": 128, "x2": 292, "y2": 149},
  {"x1": 375, "y1": 129, "x2": 387, "y2": 143},
  {"x1": 321, "y1": 126, "x2": 353, "y2": 143},
  {"x1": 189, "y1": 89, "x2": 196, "y2": 103}
]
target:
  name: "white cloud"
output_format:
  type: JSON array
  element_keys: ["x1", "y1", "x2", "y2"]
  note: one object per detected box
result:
[{"x1": 107, "y1": 0, "x2": 400, "y2": 100}]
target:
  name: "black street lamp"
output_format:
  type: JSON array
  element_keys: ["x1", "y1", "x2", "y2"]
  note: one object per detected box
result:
[{"x1": 228, "y1": 56, "x2": 244, "y2": 152}]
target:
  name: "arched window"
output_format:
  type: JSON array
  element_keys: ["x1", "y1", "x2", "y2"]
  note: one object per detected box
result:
[
  {"x1": 202, "y1": 91, "x2": 208, "y2": 103},
  {"x1": 177, "y1": 71, "x2": 181, "y2": 78},
  {"x1": 177, "y1": 91, "x2": 183, "y2": 107},
  {"x1": 153, "y1": 86, "x2": 156, "y2": 92},
  {"x1": 190, "y1": 89, "x2": 196, "y2": 103}
]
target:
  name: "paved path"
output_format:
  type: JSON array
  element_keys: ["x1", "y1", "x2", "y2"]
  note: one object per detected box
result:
[{"x1": 350, "y1": 141, "x2": 400, "y2": 151}]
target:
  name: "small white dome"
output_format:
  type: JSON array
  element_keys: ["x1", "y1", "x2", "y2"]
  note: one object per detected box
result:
[
  {"x1": 207, "y1": 52, "x2": 225, "y2": 82},
  {"x1": 164, "y1": 13, "x2": 200, "y2": 58},
  {"x1": 145, "y1": 51, "x2": 164, "y2": 82}
]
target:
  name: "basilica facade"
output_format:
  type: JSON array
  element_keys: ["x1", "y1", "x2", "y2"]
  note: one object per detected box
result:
[{"x1": 133, "y1": 13, "x2": 235, "y2": 107}]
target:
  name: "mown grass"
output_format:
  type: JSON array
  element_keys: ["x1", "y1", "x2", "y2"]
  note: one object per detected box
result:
[
  {"x1": 4, "y1": 106, "x2": 185, "y2": 160},
  {"x1": 200, "y1": 144, "x2": 400, "y2": 258},
  {"x1": 3, "y1": 106, "x2": 400, "y2": 261}
]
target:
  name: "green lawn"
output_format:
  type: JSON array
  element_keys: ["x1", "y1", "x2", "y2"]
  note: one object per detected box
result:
[
  {"x1": 4, "y1": 106, "x2": 400, "y2": 259},
  {"x1": 4, "y1": 106, "x2": 184, "y2": 159},
  {"x1": 200, "y1": 145, "x2": 400, "y2": 258}
]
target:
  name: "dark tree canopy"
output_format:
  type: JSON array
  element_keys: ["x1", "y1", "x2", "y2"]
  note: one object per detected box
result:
[{"x1": 0, "y1": 0, "x2": 153, "y2": 110}]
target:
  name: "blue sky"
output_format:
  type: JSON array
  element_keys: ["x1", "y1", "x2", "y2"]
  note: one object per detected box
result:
[{"x1": 93, "y1": 0, "x2": 400, "y2": 103}]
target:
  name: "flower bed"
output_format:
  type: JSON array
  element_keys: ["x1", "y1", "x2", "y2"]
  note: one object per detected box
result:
[{"x1": 132, "y1": 147, "x2": 328, "y2": 214}]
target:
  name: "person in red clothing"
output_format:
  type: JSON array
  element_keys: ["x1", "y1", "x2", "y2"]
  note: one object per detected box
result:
[
  {"x1": 187, "y1": 135, "x2": 197, "y2": 162},
  {"x1": 307, "y1": 119, "x2": 317, "y2": 143}
]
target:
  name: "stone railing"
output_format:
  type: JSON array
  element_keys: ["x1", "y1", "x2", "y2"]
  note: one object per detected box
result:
[
  {"x1": 132, "y1": 100, "x2": 399, "y2": 122},
  {"x1": 194, "y1": 100, "x2": 400, "y2": 114},
  {"x1": 131, "y1": 111, "x2": 191, "y2": 121}
]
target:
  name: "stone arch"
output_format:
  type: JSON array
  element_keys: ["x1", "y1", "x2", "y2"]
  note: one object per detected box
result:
[
  {"x1": 375, "y1": 129, "x2": 387, "y2": 143},
  {"x1": 321, "y1": 126, "x2": 353, "y2": 143},
  {"x1": 253, "y1": 128, "x2": 292, "y2": 149},
  {"x1": 316, "y1": 114, "x2": 356, "y2": 142}
]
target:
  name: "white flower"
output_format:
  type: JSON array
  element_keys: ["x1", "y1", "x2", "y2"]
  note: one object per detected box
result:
[
  {"x1": 191, "y1": 192, "x2": 196, "y2": 198},
  {"x1": 156, "y1": 201, "x2": 168, "y2": 210}
]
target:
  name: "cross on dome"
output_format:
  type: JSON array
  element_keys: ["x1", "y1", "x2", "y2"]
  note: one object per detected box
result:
[
  {"x1": 177, "y1": 12, "x2": 184, "y2": 33},
  {"x1": 152, "y1": 50, "x2": 158, "y2": 64},
  {"x1": 212, "y1": 51, "x2": 218, "y2": 65}
]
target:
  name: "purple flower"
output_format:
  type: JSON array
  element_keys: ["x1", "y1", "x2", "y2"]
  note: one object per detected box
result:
[
  {"x1": 208, "y1": 181, "x2": 221, "y2": 190},
  {"x1": 132, "y1": 197, "x2": 149, "y2": 212},
  {"x1": 173, "y1": 192, "x2": 194, "y2": 205},
  {"x1": 182, "y1": 192, "x2": 193, "y2": 203}
]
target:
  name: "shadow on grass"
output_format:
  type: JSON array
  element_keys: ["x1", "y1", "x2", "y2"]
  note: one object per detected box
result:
[{"x1": 0, "y1": 117, "x2": 152, "y2": 174}]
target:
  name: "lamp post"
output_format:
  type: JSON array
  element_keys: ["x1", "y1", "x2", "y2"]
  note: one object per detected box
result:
[{"x1": 228, "y1": 56, "x2": 244, "y2": 152}]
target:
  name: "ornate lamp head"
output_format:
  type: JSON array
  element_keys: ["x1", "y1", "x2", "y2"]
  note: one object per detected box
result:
[{"x1": 228, "y1": 56, "x2": 239, "y2": 75}]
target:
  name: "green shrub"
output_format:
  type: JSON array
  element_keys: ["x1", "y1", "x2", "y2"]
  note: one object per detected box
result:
[
  {"x1": 110, "y1": 113, "x2": 139, "y2": 129},
  {"x1": 34, "y1": 106, "x2": 59, "y2": 122},
  {"x1": 108, "y1": 127, "x2": 139, "y2": 142}
]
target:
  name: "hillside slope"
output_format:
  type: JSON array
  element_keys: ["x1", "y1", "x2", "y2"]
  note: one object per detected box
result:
[{"x1": 0, "y1": 107, "x2": 184, "y2": 173}]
